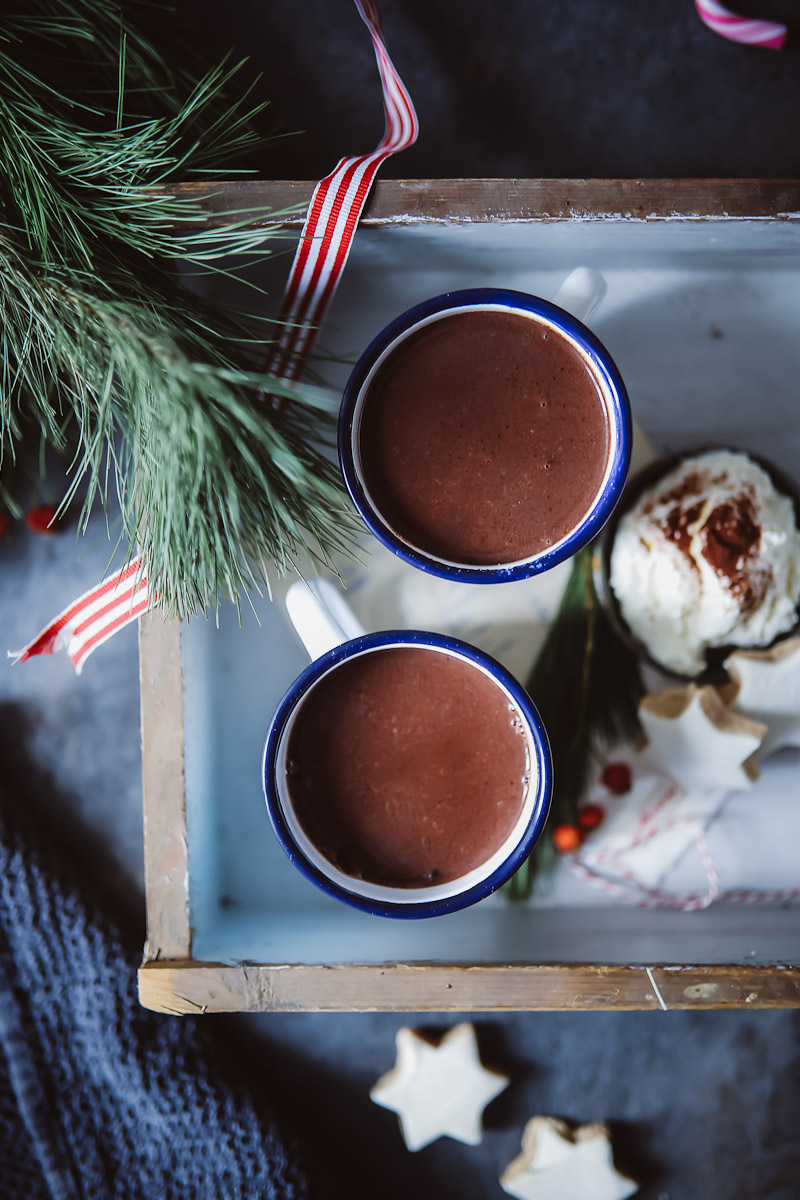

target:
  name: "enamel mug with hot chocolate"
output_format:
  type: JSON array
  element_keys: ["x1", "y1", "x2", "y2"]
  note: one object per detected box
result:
[
  {"x1": 262, "y1": 580, "x2": 552, "y2": 919},
  {"x1": 338, "y1": 279, "x2": 631, "y2": 584}
]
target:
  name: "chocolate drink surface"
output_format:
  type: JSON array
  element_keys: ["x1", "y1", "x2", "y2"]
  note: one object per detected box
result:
[
  {"x1": 358, "y1": 309, "x2": 611, "y2": 565},
  {"x1": 285, "y1": 647, "x2": 530, "y2": 887}
]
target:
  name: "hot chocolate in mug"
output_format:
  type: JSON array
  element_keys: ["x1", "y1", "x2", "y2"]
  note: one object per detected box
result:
[
  {"x1": 338, "y1": 268, "x2": 631, "y2": 583},
  {"x1": 262, "y1": 580, "x2": 552, "y2": 919}
]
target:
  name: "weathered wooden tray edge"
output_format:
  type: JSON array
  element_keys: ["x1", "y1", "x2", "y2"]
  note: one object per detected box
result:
[
  {"x1": 168, "y1": 177, "x2": 800, "y2": 225},
  {"x1": 139, "y1": 179, "x2": 800, "y2": 1014},
  {"x1": 138, "y1": 961, "x2": 800, "y2": 1015}
]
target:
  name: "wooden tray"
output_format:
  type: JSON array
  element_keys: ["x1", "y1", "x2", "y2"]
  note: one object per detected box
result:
[{"x1": 138, "y1": 180, "x2": 800, "y2": 1014}]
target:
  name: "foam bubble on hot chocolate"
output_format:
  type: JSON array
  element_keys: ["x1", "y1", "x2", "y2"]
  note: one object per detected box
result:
[{"x1": 610, "y1": 450, "x2": 800, "y2": 675}]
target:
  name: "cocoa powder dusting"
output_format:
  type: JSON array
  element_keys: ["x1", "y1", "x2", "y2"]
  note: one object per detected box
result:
[
  {"x1": 701, "y1": 494, "x2": 770, "y2": 613},
  {"x1": 662, "y1": 502, "x2": 704, "y2": 567},
  {"x1": 644, "y1": 472, "x2": 703, "y2": 516}
]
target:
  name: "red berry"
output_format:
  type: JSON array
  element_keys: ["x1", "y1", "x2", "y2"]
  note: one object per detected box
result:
[
  {"x1": 25, "y1": 504, "x2": 59, "y2": 535},
  {"x1": 552, "y1": 823, "x2": 582, "y2": 853},
  {"x1": 0, "y1": 512, "x2": 8, "y2": 538},
  {"x1": 578, "y1": 803, "x2": 605, "y2": 832},
  {"x1": 601, "y1": 762, "x2": 632, "y2": 795}
]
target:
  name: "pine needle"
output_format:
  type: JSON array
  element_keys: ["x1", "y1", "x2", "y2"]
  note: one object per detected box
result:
[{"x1": 503, "y1": 547, "x2": 644, "y2": 901}]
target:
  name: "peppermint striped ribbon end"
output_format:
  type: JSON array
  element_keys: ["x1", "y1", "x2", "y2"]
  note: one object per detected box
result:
[
  {"x1": 695, "y1": 0, "x2": 787, "y2": 48},
  {"x1": 9, "y1": 556, "x2": 152, "y2": 675}
]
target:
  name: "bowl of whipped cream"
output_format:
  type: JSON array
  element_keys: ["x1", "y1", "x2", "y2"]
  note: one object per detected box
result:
[{"x1": 600, "y1": 448, "x2": 800, "y2": 680}]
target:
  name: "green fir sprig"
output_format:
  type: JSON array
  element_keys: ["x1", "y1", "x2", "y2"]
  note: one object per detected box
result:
[
  {"x1": 504, "y1": 547, "x2": 644, "y2": 901},
  {"x1": 0, "y1": 1, "x2": 358, "y2": 616}
]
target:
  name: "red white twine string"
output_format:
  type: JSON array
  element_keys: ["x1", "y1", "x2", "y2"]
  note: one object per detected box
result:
[
  {"x1": 695, "y1": 0, "x2": 788, "y2": 49},
  {"x1": 567, "y1": 782, "x2": 800, "y2": 910},
  {"x1": 568, "y1": 816, "x2": 722, "y2": 911},
  {"x1": 10, "y1": 0, "x2": 416, "y2": 675}
]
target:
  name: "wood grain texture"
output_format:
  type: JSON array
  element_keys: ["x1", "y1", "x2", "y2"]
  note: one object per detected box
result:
[
  {"x1": 165, "y1": 179, "x2": 800, "y2": 228},
  {"x1": 138, "y1": 962, "x2": 800, "y2": 1015},
  {"x1": 139, "y1": 614, "x2": 191, "y2": 960}
]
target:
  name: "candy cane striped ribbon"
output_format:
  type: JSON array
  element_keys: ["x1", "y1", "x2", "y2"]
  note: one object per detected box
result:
[
  {"x1": 8, "y1": 558, "x2": 151, "y2": 675},
  {"x1": 695, "y1": 0, "x2": 788, "y2": 49},
  {"x1": 11, "y1": 0, "x2": 416, "y2": 674},
  {"x1": 266, "y1": 0, "x2": 418, "y2": 382}
]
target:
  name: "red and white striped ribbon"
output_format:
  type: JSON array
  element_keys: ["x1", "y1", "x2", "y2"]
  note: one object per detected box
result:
[
  {"x1": 695, "y1": 0, "x2": 788, "y2": 49},
  {"x1": 8, "y1": 558, "x2": 151, "y2": 675},
  {"x1": 266, "y1": 0, "x2": 418, "y2": 381},
  {"x1": 11, "y1": 0, "x2": 416, "y2": 674}
]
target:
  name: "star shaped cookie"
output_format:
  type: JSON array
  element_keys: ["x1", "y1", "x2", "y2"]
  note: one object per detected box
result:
[
  {"x1": 500, "y1": 1117, "x2": 638, "y2": 1200},
  {"x1": 639, "y1": 683, "x2": 766, "y2": 791},
  {"x1": 369, "y1": 1023, "x2": 508, "y2": 1151},
  {"x1": 724, "y1": 637, "x2": 800, "y2": 756}
]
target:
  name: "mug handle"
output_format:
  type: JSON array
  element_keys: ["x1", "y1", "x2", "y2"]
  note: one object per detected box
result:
[
  {"x1": 552, "y1": 267, "x2": 608, "y2": 325},
  {"x1": 285, "y1": 577, "x2": 366, "y2": 660}
]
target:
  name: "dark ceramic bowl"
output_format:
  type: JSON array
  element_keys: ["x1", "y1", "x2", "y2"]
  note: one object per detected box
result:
[{"x1": 597, "y1": 447, "x2": 800, "y2": 686}]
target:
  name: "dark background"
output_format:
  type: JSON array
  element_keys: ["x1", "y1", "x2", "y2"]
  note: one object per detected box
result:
[
  {"x1": 180, "y1": 0, "x2": 800, "y2": 180},
  {"x1": 3, "y1": 2, "x2": 800, "y2": 1197}
]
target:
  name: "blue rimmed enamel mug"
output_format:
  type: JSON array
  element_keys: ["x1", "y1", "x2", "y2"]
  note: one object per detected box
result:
[
  {"x1": 262, "y1": 581, "x2": 552, "y2": 920},
  {"x1": 338, "y1": 285, "x2": 631, "y2": 584}
]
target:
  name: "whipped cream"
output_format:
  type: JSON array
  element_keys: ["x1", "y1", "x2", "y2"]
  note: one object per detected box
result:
[{"x1": 609, "y1": 450, "x2": 800, "y2": 675}]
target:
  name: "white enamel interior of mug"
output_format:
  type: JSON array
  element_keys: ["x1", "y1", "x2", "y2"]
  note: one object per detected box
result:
[
  {"x1": 274, "y1": 640, "x2": 538, "y2": 905},
  {"x1": 350, "y1": 303, "x2": 623, "y2": 572}
]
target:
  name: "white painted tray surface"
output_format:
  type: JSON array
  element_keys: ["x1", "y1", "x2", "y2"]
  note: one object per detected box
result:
[{"x1": 182, "y1": 219, "x2": 800, "y2": 966}]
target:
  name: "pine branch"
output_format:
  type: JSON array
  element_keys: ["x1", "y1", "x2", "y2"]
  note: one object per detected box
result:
[
  {"x1": 0, "y1": 1, "x2": 358, "y2": 614},
  {"x1": 0, "y1": 226, "x2": 358, "y2": 616},
  {"x1": 503, "y1": 547, "x2": 644, "y2": 902}
]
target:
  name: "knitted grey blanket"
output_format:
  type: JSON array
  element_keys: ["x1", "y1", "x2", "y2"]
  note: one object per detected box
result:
[{"x1": 0, "y1": 782, "x2": 338, "y2": 1200}]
